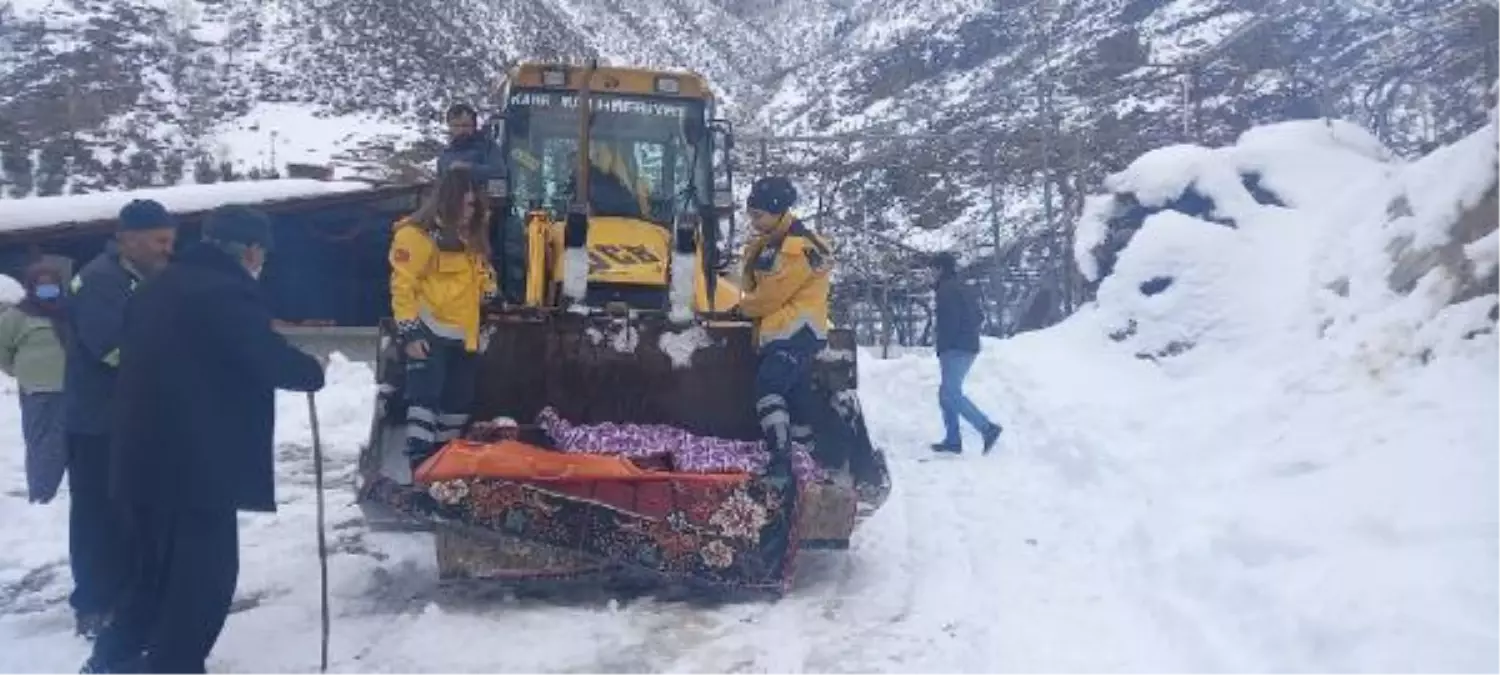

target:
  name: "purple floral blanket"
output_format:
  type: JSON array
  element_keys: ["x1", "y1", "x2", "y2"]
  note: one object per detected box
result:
[{"x1": 535, "y1": 407, "x2": 822, "y2": 482}]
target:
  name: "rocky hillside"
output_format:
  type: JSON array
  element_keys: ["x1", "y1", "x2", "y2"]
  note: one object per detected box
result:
[
  {"x1": 748, "y1": 0, "x2": 1497, "y2": 333},
  {"x1": 0, "y1": 0, "x2": 837, "y2": 193}
]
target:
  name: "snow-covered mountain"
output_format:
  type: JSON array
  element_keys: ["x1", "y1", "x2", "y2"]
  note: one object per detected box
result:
[
  {"x1": 0, "y1": 0, "x2": 1493, "y2": 332},
  {"x1": 0, "y1": 0, "x2": 843, "y2": 191}
]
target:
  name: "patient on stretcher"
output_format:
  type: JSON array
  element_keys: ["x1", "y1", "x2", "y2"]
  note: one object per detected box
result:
[{"x1": 460, "y1": 407, "x2": 823, "y2": 482}]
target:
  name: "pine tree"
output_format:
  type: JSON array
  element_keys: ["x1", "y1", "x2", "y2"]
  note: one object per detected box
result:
[
  {"x1": 2, "y1": 142, "x2": 35, "y2": 198},
  {"x1": 124, "y1": 150, "x2": 161, "y2": 189},
  {"x1": 162, "y1": 154, "x2": 186, "y2": 186},
  {"x1": 34, "y1": 142, "x2": 68, "y2": 197},
  {"x1": 193, "y1": 156, "x2": 220, "y2": 184}
]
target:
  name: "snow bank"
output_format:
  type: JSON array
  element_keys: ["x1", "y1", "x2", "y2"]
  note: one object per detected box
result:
[
  {"x1": 1075, "y1": 119, "x2": 1396, "y2": 282},
  {"x1": 1073, "y1": 116, "x2": 1496, "y2": 371},
  {"x1": 0, "y1": 179, "x2": 378, "y2": 232},
  {"x1": 1034, "y1": 115, "x2": 1498, "y2": 669}
]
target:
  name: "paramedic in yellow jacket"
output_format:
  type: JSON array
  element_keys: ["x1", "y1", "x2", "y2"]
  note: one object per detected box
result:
[
  {"x1": 738, "y1": 176, "x2": 833, "y2": 479},
  {"x1": 389, "y1": 167, "x2": 498, "y2": 471}
]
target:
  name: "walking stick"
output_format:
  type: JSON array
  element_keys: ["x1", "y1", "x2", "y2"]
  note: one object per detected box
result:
[{"x1": 307, "y1": 392, "x2": 331, "y2": 673}]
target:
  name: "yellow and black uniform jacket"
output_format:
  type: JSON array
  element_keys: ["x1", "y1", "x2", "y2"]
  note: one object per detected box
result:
[
  {"x1": 739, "y1": 214, "x2": 833, "y2": 347},
  {"x1": 389, "y1": 218, "x2": 497, "y2": 352}
]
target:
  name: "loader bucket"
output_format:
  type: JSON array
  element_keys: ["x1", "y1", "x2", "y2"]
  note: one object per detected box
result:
[
  {"x1": 354, "y1": 310, "x2": 889, "y2": 595},
  {"x1": 473, "y1": 313, "x2": 762, "y2": 440}
]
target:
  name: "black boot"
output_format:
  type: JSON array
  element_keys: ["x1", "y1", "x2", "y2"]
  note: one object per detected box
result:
[
  {"x1": 74, "y1": 611, "x2": 109, "y2": 641},
  {"x1": 981, "y1": 423, "x2": 1003, "y2": 455},
  {"x1": 930, "y1": 442, "x2": 961, "y2": 454},
  {"x1": 406, "y1": 437, "x2": 435, "y2": 481},
  {"x1": 80, "y1": 651, "x2": 144, "y2": 674}
]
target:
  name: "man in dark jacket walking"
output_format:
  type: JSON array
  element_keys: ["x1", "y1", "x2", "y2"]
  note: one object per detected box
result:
[
  {"x1": 929, "y1": 252, "x2": 1003, "y2": 455},
  {"x1": 63, "y1": 199, "x2": 178, "y2": 637},
  {"x1": 84, "y1": 205, "x2": 325, "y2": 674}
]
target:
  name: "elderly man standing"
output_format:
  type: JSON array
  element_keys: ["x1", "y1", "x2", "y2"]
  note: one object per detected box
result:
[
  {"x1": 85, "y1": 205, "x2": 325, "y2": 673},
  {"x1": 63, "y1": 199, "x2": 177, "y2": 638}
]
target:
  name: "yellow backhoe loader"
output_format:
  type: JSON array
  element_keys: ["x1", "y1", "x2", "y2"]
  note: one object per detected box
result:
[{"x1": 354, "y1": 60, "x2": 890, "y2": 597}]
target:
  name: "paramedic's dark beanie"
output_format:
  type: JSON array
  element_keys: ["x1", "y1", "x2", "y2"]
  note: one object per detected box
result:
[
  {"x1": 929, "y1": 251, "x2": 958, "y2": 277},
  {"x1": 746, "y1": 176, "x2": 797, "y2": 215},
  {"x1": 203, "y1": 205, "x2": 275, "y2": 252},
  {"x1": 446, "y1": 102, "x2": 477, "y2": 120},
  {"x1": 118, "y1": 199, "x2": 176, "y2": 231}
]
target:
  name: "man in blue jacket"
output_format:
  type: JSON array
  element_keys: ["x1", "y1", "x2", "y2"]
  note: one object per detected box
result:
[
  {"x1": 63, "y1": 199, "x2": 177, "y2": 638},
  {"x1": 929, "y1": 252, "x2": 1003, "y2": 455},
  {"x1": 436, "y1": 103, "x2": 502, "y2": 183},
  {"x1": 85, "y1": 205, "x2": 325, "y2": 673}
]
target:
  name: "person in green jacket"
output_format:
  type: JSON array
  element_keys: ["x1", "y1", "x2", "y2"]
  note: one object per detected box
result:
[{"x1": 0, "y1": 260, "x2": 70, "y2": 503}]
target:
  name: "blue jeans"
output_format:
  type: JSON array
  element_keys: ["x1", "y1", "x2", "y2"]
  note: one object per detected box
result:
[{"x1": 938, "y1": 351, "x2": 993, "y2": 444}]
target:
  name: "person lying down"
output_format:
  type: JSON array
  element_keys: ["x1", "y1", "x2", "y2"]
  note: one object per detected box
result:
[{"x1": 464, "y1": 407, "x2": 824, "y2": 483}]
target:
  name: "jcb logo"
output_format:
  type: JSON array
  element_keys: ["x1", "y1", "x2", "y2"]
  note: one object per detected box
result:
[{"x1": 588, "y1": 245, "x2": 662, "y2": 273}]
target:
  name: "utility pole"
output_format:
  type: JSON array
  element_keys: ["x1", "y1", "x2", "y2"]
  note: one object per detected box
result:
[
  {"x1": 987, "y1": 144, "x2": 1003, "y2": 267},
  {"x1": 1037, "y1": 0, "x2": 1058, "y2": 322},
  {"x1": 1038, "y1": 0, "x2": 1055, "y2": 241},
  {"x1": 1180, "y1": 70, "x2": 1194, "y2": 140}
]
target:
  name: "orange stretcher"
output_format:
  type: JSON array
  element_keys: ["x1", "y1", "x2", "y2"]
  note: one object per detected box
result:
[{"x1": 413, "y1": 439, "x2": 751, "y2": 485}]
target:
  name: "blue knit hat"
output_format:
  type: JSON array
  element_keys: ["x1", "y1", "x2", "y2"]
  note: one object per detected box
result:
[
  {"x1": 929, "y1": 251, "x2": 957, "y2": 275},
  {"x1": 204, "y1": 205, "x2": 275, "y2": 252},
  {"x1": 118, "y1": 199, "x2": 176, "y2": 231}
]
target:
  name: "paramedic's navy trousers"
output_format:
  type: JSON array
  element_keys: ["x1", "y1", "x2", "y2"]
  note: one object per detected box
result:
[{"x1": 753, "y1": 329, "x2": 824, "y2": 470}]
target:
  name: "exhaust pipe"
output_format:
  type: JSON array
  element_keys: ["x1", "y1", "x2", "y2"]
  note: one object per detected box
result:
[
  {"x1": 563, "y1": 58, "x2": 599, "y2": 305},
  {"x1": 563, "y1": 210, "x2": 590, "y2": 303},
  {"x1": 668, "y1": 212, "x2": 698, "y2": 323}
]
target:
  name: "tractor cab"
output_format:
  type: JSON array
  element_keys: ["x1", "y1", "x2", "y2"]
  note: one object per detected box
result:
[{"x1": 484, "y1": 64, "x2": 738, "y2": 312}]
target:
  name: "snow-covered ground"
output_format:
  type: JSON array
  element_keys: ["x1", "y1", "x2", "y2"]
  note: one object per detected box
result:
[{"x1": 0, "y1": 116, "x2": 1491, "y2": 673}]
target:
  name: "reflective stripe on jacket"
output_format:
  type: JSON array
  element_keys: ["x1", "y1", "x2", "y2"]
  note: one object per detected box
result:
[{"x1": 739, "y1": 215, "x2": 833, "y2": 347}]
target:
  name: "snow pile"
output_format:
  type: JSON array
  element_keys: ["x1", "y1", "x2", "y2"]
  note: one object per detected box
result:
[
  {"x1": 1072, "y1": 117, "x2": 1496, "y2": 371},
  {"x1": 658, "y1": 325, "x2": 713, "y2": 369},
  {"x1": 1075, "y1": 118, "x2": 1396, "y2": 283},
  {"x1": 1313, "y1": 121, "x2": 1500, "y2": 370},
  {"x1": 1032, "y1": 115, "x2": 1498, "y2": 669}
]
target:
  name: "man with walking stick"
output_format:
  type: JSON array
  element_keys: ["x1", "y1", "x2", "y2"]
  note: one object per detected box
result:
[{"x1": 84, "y1": 205, "x2": 325, "y2": 673}]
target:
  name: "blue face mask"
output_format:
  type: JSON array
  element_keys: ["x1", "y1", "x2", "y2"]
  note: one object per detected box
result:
[{"x1": 34, "y1": 284, "x2": 61, "y2": 300}]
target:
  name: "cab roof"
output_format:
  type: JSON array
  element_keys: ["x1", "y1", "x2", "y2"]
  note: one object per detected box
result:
[{"x1": 508, "y1": 62, "x2": 715, "y2": 100}]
